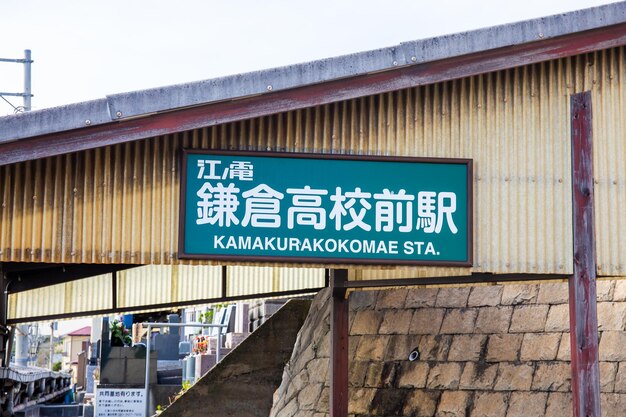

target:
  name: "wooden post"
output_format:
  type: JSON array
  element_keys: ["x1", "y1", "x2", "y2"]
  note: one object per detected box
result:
[
  {"x1": 330, "y1": 269, "x2": 348, "y2": 417},
  {"x1": 569, "y1": 91, "x2": 601, "y2": 417}
]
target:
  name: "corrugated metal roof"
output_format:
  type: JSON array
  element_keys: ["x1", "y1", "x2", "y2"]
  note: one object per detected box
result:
[
  {"x1": 0, "y1": 2, "x2": 625, "y2": 144},
  {"x1": 7, "y1": 265, "x2": 324, "y2": 322},
  {"x1": 3, "y1": 49, "x2": 612, "y2": 274}
]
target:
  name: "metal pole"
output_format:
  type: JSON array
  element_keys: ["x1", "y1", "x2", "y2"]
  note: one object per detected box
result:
[
  {"x1": 23, "y1": 50, "x2": 31, "y2": 112},
  {"x1": 216, "y1": 332, "x2": 220, "y2": 363},
  {"x1": 144, "y1": 324, "x2": 151, "y2": 417},
  {"x1": 141, "y1": 322, "x2": 226, "y2": 417},
  {"x1": 49, "y1": 323, "x2": 54, "y2": 370},
  {"x1": 0, "y1": 266, "x2": 8, "y2": 367}
]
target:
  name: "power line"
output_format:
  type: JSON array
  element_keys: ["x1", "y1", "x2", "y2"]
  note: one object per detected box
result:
[{"x1": 0, "y1": 94, "x2": 20, "y2": 112}]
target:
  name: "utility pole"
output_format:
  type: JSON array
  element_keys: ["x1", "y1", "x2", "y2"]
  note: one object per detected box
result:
[
  {"x1": 0, "y1": 49, "x2": 33, "y2": 112},
  {"x1": 49, "y1": 322, "x2": 54, "y2": 370}
]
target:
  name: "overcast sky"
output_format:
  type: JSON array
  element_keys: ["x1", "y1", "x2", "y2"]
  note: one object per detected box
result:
[{"x1": 0, "y1": 0, "x2": 620, "y2": 116}]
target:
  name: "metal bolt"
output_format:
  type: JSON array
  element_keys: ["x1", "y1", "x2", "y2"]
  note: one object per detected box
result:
[
  {"x1": 266, "y1": 85, "x2": 273, "y2": 91},
  {"x1": 85, "y1": 119, "x2": 91, "y2": 126},
  {"x1": 392, "y1": 61, "x2": 398, "y2": 66},
  {"x1": 266, "y1": 147, "x2": 271, "y2": 151},
  {"x1": 411, "y1": 56, "x2": 417, "y2": 62},
  {"x1": 116, "y1": 111, "x2": 122, "y2": 117},
  {"x1": 538, "y1": 32, "x2": 544, "y2": 38}
]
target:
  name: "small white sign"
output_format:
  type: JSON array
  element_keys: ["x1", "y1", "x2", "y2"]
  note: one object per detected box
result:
[{"x1": 95, "y1": 387, "x2": 146, "y2": 417}]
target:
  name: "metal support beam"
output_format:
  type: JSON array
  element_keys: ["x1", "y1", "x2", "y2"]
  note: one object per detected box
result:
[
  {"x1": 0, "y1": 264, "x2": 10, "y2": 367},
  {"x1": 111, "y1": 271, "x2": 118, "y2": 310},
  {"x1": 221, "y1": 266, "x2": 228, "y2": 299},
  {"x1": 569, "y1": 91, "x2": 601, "y2": 417},
  {"x1": 330, "y1": 269, "x2": 348, "y2": 417},
  {"x1": 23, "y1": 50, "x2": 32, "y2": 112}
]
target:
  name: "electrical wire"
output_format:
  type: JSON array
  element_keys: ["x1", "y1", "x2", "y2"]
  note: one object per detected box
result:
[{"x1": 0, "y1": 94, "x2": 19, "y2": 112}]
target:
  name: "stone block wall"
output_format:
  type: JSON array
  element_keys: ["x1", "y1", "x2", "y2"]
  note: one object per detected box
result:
[{"x1": 270, "y1": 280, "x2": 626, "y2": 417}]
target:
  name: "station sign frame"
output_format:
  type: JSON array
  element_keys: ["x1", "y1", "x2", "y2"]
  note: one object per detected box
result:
[{"x1": 178, "y1": 149, "x2": 473, "y2": 267}]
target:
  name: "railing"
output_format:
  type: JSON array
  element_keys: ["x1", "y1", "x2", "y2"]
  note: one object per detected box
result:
[
  {"x1": 141, "y1": 322, "x2": 227, "y2": 417},
  {"x1": 0, "y1": 367, "x2": 72, "y2": 414}
]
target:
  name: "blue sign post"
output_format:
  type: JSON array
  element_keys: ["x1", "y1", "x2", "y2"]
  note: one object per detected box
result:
[{"x1": 179, "y1": 151, "x2": 472, "y2": 266}]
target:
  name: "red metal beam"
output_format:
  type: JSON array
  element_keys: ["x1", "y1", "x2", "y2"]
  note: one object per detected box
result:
[
  {"x1": 2, "y1": 23, "x2": 626, "y2": 166},
  {"x1": 569, "y1": 91, "x2": 601, "y2": 417},
  {"x1": 330, "y1": 269, "x2": 349, "y2": 417}
]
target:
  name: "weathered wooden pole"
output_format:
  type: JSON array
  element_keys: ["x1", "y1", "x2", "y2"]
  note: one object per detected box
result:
[
  {"x1": 330, "y1": 269, "x2": 348, "y2": 417},
  {"x1": 569, "y1": 91, "x2": 601, "y2": 417}
]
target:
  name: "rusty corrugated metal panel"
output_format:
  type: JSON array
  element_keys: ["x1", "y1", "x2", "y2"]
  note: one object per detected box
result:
[
  {"x1": 591, "y1": 48, "x2": 626, "y2": 276},
  {"x1": 8, "y1": 274, "x2": 110, "y2": 321},
  {"x1": 7, "y1": 265, "x2": 322, "y2": 321},
  {"x1": 226, "y1": 266, "x2": 324, "y2": 297},
  {"x1": 117, "y1": 265, "x2": 222, "y2": 309},
  {"x1": 4, "y1": 49, "x2": 624, "y2": 275}
]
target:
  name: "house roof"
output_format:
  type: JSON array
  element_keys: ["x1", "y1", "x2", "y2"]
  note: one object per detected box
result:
[
  {"x1": 1, "y1": 2, "x2": 626, "y2": 166},
  {"x1": 65, "y1": 326, "x2": 91, "y2": 337}
]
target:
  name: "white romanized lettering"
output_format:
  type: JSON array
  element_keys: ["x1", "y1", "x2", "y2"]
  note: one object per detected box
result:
[
  {"x1": 252, "y1": 237, "x2": 264, "y2": 250},
  {"x1": 238, "y1": 236, "x2": 251, "y2": 249},
  {"x1": 403, "y1": 241, "x2": 414, "y2": 255},
  {"x1": 301, "y1": 238, "x2": 312, "y2": 252},
  {"x1": 325, "y1": 239, "x2": 337, "y2": 252},
  {"x1": 425, "y1": 242, "x2": 436, "y2": 255},
  {"x1": 214, "y1": 235, "x2": 225, "y2": 249},
  {"x1": 389, "y1": 241, "x2": 398, "y2": 254},
  {"x1": 289, "y1": 237, "x2": 300, "y2": 251},
  {"x1": 362, "y1": 240, "x2": 376, "y2": 253},
  {"x1": 277, "y1": 238, "x2": 288, "y2": 251},
  {"x1": 264, "y1": 237, "x2": 276, "y2": 251},
  {"x1": 376, "y1": 241, "x2": 388, "y2": 254},
  {"x1": 350, "y1": 240, "x2": 362, "y2": 253}
]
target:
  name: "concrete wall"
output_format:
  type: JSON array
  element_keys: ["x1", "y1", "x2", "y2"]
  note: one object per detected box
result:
[
  {"x1": 270, "y1": 281, "x2": 626, "y2": 417},
  {"x1": 161, "y1": 299, "x2": 311, "y2": 417}
]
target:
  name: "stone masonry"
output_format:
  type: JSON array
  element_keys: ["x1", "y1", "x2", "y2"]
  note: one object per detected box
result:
[{"x1": 269, "y1": 280, "x2": 626, "y2": 417}]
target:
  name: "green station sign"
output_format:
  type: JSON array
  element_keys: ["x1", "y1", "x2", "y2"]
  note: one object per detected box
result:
[{"x1": 179, "y1": 150, "x2": 472, "y2": 266}]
